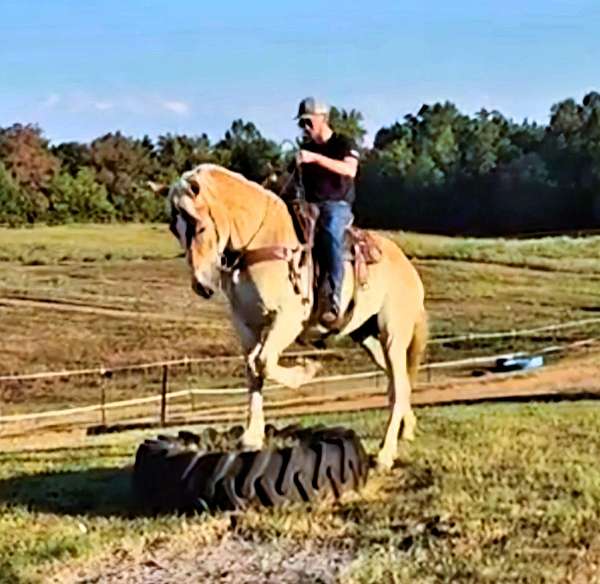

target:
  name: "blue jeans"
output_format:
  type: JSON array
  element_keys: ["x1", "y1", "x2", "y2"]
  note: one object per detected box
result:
[{"x1": 315, "y1": 201, "x2": 353, "y2": 305}]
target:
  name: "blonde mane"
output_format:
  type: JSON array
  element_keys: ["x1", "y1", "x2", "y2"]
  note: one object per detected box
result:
[{"x1": 183, "y1": 164, "x2": 288, "y2": 211}]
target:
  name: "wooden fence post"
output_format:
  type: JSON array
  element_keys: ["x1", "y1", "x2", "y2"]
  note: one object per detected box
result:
[
  {"x1": 160, "y1": 365, "x2": 169, "y2": 427},
  {"x1": 100, "y1": 369, "x2": 112, "y2": 426},
  {"x1": 427, "y1": 346, "x2": 432, "y2": 383}
]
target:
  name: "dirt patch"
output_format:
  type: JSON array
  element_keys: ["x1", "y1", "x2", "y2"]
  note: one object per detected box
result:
[
  {"x1": 58, "y1": 538, "x2": 352, "y2": 584},
  {"x1": 0, "y1": 295, "x2": 227, "y2": 327},
  {"x1": 3, "y1": 348, "x2": 600, "y2": 448},
  {"x1": 566, "y1": 535, "x2": 600, "y2": 584}
]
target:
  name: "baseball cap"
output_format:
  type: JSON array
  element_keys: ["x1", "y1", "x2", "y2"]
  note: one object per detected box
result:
[{"x1": 295, "y1": 97, "x2": 330, "y2": 119}]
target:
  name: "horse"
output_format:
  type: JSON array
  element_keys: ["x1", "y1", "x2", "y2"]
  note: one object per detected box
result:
[{"x1": 157, "y1": 163, "x2": 427, "y2": 469}]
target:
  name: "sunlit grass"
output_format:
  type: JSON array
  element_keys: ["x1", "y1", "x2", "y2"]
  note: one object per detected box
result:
[
  {"x1": 1, "y1": 403, "x2": 599, "y2": 582},
  {"x1": 3, "y1": 223, "x2": 600, "y2": 269}
]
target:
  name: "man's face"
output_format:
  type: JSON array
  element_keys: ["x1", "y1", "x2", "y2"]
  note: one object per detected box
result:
[{"x1": 298, "y1": 114, "x2": 326, "y2": 139}]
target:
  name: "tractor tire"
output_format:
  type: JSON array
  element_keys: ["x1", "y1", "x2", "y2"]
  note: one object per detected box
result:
[{"x1": 133, "y1": 425, "x2": 369, "y2": 514}]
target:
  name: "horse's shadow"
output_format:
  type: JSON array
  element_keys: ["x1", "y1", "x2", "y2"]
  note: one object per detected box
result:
[{"x1": 0, "y1": 465, "x2": 141, "y2": 518}]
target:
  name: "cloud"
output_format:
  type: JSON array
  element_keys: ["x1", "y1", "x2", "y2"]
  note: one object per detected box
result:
[
  {"x1": 93, "y1": 101, "x2": 114, "y2": 111},
  {"x1": 41, "y1": 93, "x2": 60, "y2": 108},
  {"x1": 161, "y1": 100, "x2": 190, "y2": 115},
  {"x1": 38, "y1": 91, "x2": 191, "y2": 117}
]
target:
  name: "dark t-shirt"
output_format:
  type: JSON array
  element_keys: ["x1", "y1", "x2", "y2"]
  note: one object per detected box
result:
[{"x1": 299, "y1": 133, "x2": 359, "y2": 204}]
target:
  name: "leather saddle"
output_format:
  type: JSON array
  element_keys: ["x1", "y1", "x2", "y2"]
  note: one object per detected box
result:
[{"x1": 288, "y1": 200, "x2": 382, "y2": 289}]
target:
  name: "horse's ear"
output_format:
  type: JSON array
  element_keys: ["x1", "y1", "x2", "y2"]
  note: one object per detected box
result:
[
  {"x1": 147, "y1": 181, "x2": 170, "y2": 197},
  {"x1": 187, "y1": 177, "x2": 201, "y2": 197}
]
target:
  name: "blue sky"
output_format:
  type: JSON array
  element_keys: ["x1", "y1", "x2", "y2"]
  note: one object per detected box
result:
[{"x1": 1, "y1": 0, "x2": 598, "y2": 145}]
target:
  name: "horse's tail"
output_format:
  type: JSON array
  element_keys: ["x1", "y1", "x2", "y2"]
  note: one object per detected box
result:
[{"x1": 407, "y1": 309, "x2": 428, "y2": 386}]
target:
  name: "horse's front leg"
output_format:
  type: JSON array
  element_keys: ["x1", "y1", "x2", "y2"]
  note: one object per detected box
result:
[
  {"x1": 254, "y1": 312, "x2": 320, "y2": 389},
  {"x1": 231, "y1": 315, "x2": 267, "y2": 451},
  {"x1": 240, "y1": 310, "x2": 319, "y2": 450},
  {"x1": 242, "y1": 347, "x2": 266, "y2": 450}
]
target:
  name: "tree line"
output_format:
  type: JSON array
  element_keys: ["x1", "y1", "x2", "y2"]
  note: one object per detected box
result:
[{"x1": 1, "y1": 94, "x2": 599, "y2": 235}]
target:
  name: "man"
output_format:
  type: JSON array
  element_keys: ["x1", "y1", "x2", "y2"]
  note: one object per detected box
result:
[{"x1": 290, "y1": 97, "x2": 360, "y2": 327}]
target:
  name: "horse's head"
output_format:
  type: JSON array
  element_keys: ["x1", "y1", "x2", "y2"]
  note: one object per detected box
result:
[{"x1": 165, "y1": 172, "x2": 230, "y2": 299}]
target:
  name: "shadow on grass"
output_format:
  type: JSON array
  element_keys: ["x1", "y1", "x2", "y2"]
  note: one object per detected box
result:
[{"x1": 0, "y1": 466, "x2": 142, "y2": 518}]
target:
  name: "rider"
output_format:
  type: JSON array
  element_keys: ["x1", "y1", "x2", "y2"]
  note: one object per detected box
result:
[{"x1": 292, "y1": 97, "x2": 360, "y2": 327}]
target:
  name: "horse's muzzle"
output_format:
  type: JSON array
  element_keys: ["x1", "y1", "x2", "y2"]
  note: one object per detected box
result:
[{"x1": 191, "y1": 279, "x2": 214, "y2": 299}]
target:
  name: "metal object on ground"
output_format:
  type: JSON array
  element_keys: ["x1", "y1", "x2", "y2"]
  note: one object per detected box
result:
[
  {"x1": 133, "y1": 424, "x2": 369, "y2": 514},
  {"x1": 494, "y1": 355, "x2": 544, "y2": 372}
]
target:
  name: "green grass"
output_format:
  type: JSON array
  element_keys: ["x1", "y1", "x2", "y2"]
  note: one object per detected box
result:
[
  {"x1": 3, "y1": 223, "x2": 600, "y2": 269},
  {"x1": 391, "y1": 231, "x2": 600, "y2": 273},
  {"x1": 0, "y1": 224, "x2": 180, "y2": 265},
  {"x1": 1, "y1": 403, "x2": 599, "y2": 582}
]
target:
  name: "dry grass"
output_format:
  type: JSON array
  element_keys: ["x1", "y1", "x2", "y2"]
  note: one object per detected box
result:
[{"x1": 2, "y1": 225, "x2": 600, "y2": 415}]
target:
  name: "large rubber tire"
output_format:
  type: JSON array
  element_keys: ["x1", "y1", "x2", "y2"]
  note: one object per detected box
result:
[{"x1": 133, "y1": 425, "x2": 369, "y2": 514}]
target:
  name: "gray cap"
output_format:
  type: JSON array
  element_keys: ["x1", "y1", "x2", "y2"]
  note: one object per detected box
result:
[{"x1": 295, "y1": 97, "x2": 330, "y2": 119}]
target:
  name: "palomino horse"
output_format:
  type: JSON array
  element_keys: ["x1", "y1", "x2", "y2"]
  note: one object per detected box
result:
[{"x1": 160, "y1": 164, "x2": 427, "y2": 469}]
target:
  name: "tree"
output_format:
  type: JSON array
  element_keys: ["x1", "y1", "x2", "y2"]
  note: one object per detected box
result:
[
  {"x1": 52, "y1": 141, "x2": 92, "y2": 177},
  {"x1": 374, "y1": 121, "x2": 409, "y2": 150},
  {"x1": 412, "y1": 102, "x2": 464, "y2": 177},
  {"x1": 542, "y1": 95, "x2": 600, "y2": 191},
  {"x1": 47, "y1": 168, "x2": 115, "y2": 224},
  {"x1": 458, "y1": 110, "x2": 520, "y2": 176},
  {"x1": 373, "y1": 136, "x2": 414, "y2": 176},
  {"x1": 0, "y1": 163, "x2": 29, "y2": 226},
  {"x1": 329, "y1": 107, "x2": 367, "y2": 146},
  {"x1": 90, "y1": 132, "x2": 158, "y2": 220},
  {"x1": 215, "y1": 119, "x2": 282, "y2": 183},
  {"x1": 549, "y1": 98, "x2": 585, "y2": 137},
  {"x1": 154, "y1": 133, "x2": 226, "y2": 182},
  {"x1": 0, "y1": 124, "x2": 60, "y2": 221}
]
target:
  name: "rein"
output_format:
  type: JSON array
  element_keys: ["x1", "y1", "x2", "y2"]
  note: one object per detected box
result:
[{"x1": 220, "y1": 161, "x2": 308, "y2": 272}]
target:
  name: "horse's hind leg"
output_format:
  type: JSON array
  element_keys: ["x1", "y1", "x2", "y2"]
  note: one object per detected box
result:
[
  {"x1": 377, "y1": 329, "x2": 414, "y2": 470},
  {"x1": 360, "y1": 335, "x2": 387, "y2": 371}
]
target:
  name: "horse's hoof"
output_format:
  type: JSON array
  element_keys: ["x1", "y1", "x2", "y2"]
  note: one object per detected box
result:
[
  {"x1": 375, "y1": 452, "x2": 394, "y2": 472},
  {"x1": 306, "y1": 360, "x2": 322, "y2": 378},
  {"x1": 240, "y1": 433, "x2": 263, "y2": 451}
]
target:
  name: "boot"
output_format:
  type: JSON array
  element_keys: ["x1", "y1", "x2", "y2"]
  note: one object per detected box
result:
[{"x1": 319, "y1": 295, "x2": 341, "y2": 329}]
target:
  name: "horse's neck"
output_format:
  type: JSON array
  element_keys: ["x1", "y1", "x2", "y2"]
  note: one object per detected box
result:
[
  {"x1": 240, "y1": 199, "x2": 298, "y2": 251},
  {"x1": 210, "y1": 171, "x2": 299, "y2": 251}
]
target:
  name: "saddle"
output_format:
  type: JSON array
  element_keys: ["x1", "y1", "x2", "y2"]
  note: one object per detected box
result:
[
  {"x1": 289, "y1": 200, "x2": 382, "y2": 289},
  {"x1": 230, "y1": 200, "x2": 383, "y2": 321}
]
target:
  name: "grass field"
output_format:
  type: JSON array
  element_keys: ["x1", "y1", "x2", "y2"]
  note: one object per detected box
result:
[
  {"x1": 2, "y1": 224, "x2": 600, "y2": 582},
  {"x1": 4, "y1": 224, "x2": 600, "y2": 269},
  {"x1": 1, "y1": 404, "x2": 600, "y2": 583}
]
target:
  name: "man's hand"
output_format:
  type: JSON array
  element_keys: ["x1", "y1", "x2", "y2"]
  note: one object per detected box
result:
[{"x1": 297, "y1": 149, "x2": 318, "y2": 165}]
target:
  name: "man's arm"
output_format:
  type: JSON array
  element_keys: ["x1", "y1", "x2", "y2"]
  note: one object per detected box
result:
[{"x1": 297, "y1": 150, "x2": 358, "y2": 178}]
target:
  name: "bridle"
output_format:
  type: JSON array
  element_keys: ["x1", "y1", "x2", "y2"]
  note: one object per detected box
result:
[
  {"x1": 185, "y1": 187, "x2": 294, "y2": 277},
  {"x1": 178, "y1": 174, "x2": 305, "y2": 299}
]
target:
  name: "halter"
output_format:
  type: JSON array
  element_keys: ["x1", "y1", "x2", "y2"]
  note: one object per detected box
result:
[{"x1": 183, "y1": 171, "x2": 306, "y2": 299}]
